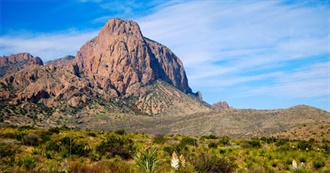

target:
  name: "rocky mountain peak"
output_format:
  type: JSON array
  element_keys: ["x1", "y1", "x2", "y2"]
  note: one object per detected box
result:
[
  {"x1": 0, "y1": 52, "x2": 43, "y2": 78},
  {"x1": 75, "y1": 18, "x2": 192, "y2": 97}
]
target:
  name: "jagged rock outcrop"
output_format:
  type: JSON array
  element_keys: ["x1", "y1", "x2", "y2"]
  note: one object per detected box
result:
[
  {"x1": 0, "y1": 53, "x2": 43, "y2": 78},
  {"x1": 212, "y1": 101, "x2": 230, "y2": 110},
  {"x1": 45, "y1": 55, "x2": 75, "y2": 67},
  {"x1": 75, "y1": 18, "x2": 192, "y2": 97}
]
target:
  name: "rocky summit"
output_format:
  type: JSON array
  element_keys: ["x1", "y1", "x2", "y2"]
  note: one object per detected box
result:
[
  {"x1": 75, "y1": 18, "x2": 192, "y2": 97},
  {"x1": 0, "y1": 18, "x2": 209, "y2": 127},
  {"x1": 0, "y1": 52, "x2": 43, "y2": 78}
]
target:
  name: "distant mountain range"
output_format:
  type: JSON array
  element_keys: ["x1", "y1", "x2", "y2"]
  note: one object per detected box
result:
[{"x1": 0, "y1": 18, "x2": 329, "y2": 138}]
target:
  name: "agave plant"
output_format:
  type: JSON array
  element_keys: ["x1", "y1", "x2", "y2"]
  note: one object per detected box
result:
[{"x1": 134, "y1": 145, "x2": 159, "y2": 173}]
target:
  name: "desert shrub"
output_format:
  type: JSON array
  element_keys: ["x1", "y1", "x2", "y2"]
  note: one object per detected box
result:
[
  {"x1": 48, "y1": 127, "x2": 60, "y2": 134},
  {"x1": 115, "y1": 129, "x2": 126, "y2": 135},
  {"x1": 201, "y1": 135, "x2": 218, "y2": 140},
  {"x1": 297, "y1": 140, "x2": 312, "y2": 150},
  {"x1": 45, "y1": 141, "x2": 60, "y2": 152},
  {"x1": 191, "y1": 153, "x2": 237, "y2": 173},
  {"x1": 18, "y1": 155, "x2": 36, "y2": 170},
  {"x1": 322, "y1": 143, "x2": 330, "y2": 154},
  {"x1": 152, "y1": 135, "x2": 167, "y2": 144},
  {"x1": 163, "y1": 146, "x2": 175, "y2": 156},
  {"x1": 134, "y1": 146, "x2": 159, "y2": 173},
  {"x1": 219, "y1": 136, "x2": 230, "y2": 146},
  {"x1": 179, "y1": 137, "x2": 197, "y2": 147},
  {"x1": 312, "y1": 157, "x2": 325, "y2": 169},
  {"x1": 87, "y1": 160, "x2": 133, "y2": 173},
  {"x1": 59, "y1": 137, "x2": 91, "y2": 157},
  {"x1": 2, "y1": 131, "x2": 27, "y2": 141},
  {"x1": 18, "y1": 125, "x2": 35, "y2": 130},
  {"x1": 39, "y1": 128, "x2": 59, "y2": 142},
  {"x1": 242, "y1": 138, "x2": 261, "y2": 148},
  {"x1": 208, "y1": 142, "x2": 218, "y2": 148},
  {"x1": 87, "y1": 132, "x2": 97, "y2": 137},
  {"x1": 0, "y1": 143, "x2": 16, "y2": 158},
  {"x1": 275, "y1": 138, "x2": 289, "y2": 146},
  {"x1": 261, "y1": 136, "x2": 277, "y2": 144},
  {"x1": 95, "y1": 134, "x2": 133, "y2": 159},
  {"x1": 22, "y1": 134, "x2": 40, "y2": 146}
]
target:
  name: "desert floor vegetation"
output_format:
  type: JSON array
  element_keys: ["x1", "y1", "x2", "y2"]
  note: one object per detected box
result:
[{"x1": 0, "y1": 125, "x2": 329, "y2": 173}]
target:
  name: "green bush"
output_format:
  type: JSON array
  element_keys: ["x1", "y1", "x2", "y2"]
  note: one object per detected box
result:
[
  {"x1": 18, "y1": 155, "x2": 36, "y2": 170},
  {"x1": 152, "y1": 135, "x2": 167, "y2": 144},
  {"x1": 0, "y1": 143, "x2": 16, "y2": 158},
  {"x1": 179, "y1": 137, "x2": 197, "y2": 147},
  {"x1": 48, "y1": 127, "x2": 60, "y2": 134},
  {"x1": 59, "y1": 137, "x2": 91, "y2": 157},
  {"x1": 45, "y1": 141, "x2": 60, "y2": 152},
  {"x1": 208, "y1": 142, "x2": 218, "y2": 148},
  {"x1": 96, "y1": 134, "x2": 133, "y2": 159},
  {"x1": 297, "y1": 141, "x2": 312, "y2": 150},
  {"x1": 163, "y1": 146, "x2": 175, "y2": 156},
  {"x1": 261, "y1": 136, "x2": 277, "y2": 144},
  {"x1": 275, "y1": 138, "x2": 289, "y2": 146},
  {"x1": 115, "y1": 129, "x2": 126, "y2": 135},
  {"x1": 243, "y1": 138, "x2": 261, "y2": 148},
  {"x1": 313, "y1": 157, "x2": 325, "y2": 169},
  {"x1": 191, "y1": 153, "x2": 237, "y2": 173},
  {"x1": 219, "y1": 136, "x2": 230, "y2": 146}
]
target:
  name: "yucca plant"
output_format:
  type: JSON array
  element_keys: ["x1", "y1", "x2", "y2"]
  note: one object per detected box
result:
[
  {"x1": 291, "y1": 159, "x2": 310, "y2": 173},
  {"x1": 134, "y1": 145, "x2": 159, "y2": 173}
]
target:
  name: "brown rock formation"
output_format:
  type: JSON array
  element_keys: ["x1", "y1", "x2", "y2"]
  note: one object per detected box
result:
[
  {"x1": 75, "y1": 18, "x2": 192, "y2": 97},
  {"x1": 0, "y1": 53, "x2": 43, "y2": 78},
  {"x1": 212, "y1": 101, "x2": 230, "y2": 110}
]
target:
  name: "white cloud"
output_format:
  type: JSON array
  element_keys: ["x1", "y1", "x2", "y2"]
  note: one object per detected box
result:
[
  {"x1": 137, "y1": 0, "x2": 329, "y2": 101},
  {"x1": 0, "y1": 30, "x2": 98, "y2": 61}
]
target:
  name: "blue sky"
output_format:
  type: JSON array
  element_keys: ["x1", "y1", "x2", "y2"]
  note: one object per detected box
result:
[{"x1": 0, "y1": 0, "x2": 329, "y2": 111}]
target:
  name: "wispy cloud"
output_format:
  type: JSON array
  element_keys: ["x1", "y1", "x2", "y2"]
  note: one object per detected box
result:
[
  {"x1": 0, "y1": 30, "x2": 98, "y2": 61},
  {"x1": 137, "y1": 0, "x2": 329, "y2": 104}
]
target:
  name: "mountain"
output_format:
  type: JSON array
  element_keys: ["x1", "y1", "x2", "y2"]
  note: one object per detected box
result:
[
  {"x1": 44, "y1": 55, "x2": 75, "y2": 67},
  {"x1": 0, "y1": 18, "x2": 210, "y2": 126},
  {"x1": 75, "y1": 18, "x2": 192, "y2": 97},
  {"x1": 0, "y1": 52, "x2": 43, "y2": 78}
]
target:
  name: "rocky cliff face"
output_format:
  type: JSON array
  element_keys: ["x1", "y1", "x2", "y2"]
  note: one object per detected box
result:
[
  {"x1": 0, "y1": 18, "x2": 207, "y2": 124},
  {"x1": 0, "y1": 53, "x2": 43, "y2": 78},
  {"x1": 75, "y1": 18, "x2": 192, "y2": 97}
]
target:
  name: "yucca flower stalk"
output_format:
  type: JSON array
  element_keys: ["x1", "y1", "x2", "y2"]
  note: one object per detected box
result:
[
  {"x1": 171, "y1": 152, "x2": 180, "y2": 170},
  {"x1": 134, "y1": 145, "x2": 159, "y2": 173},
  {"x1": 291, "y1": 159, "x2": 310, "y2": 173}
]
